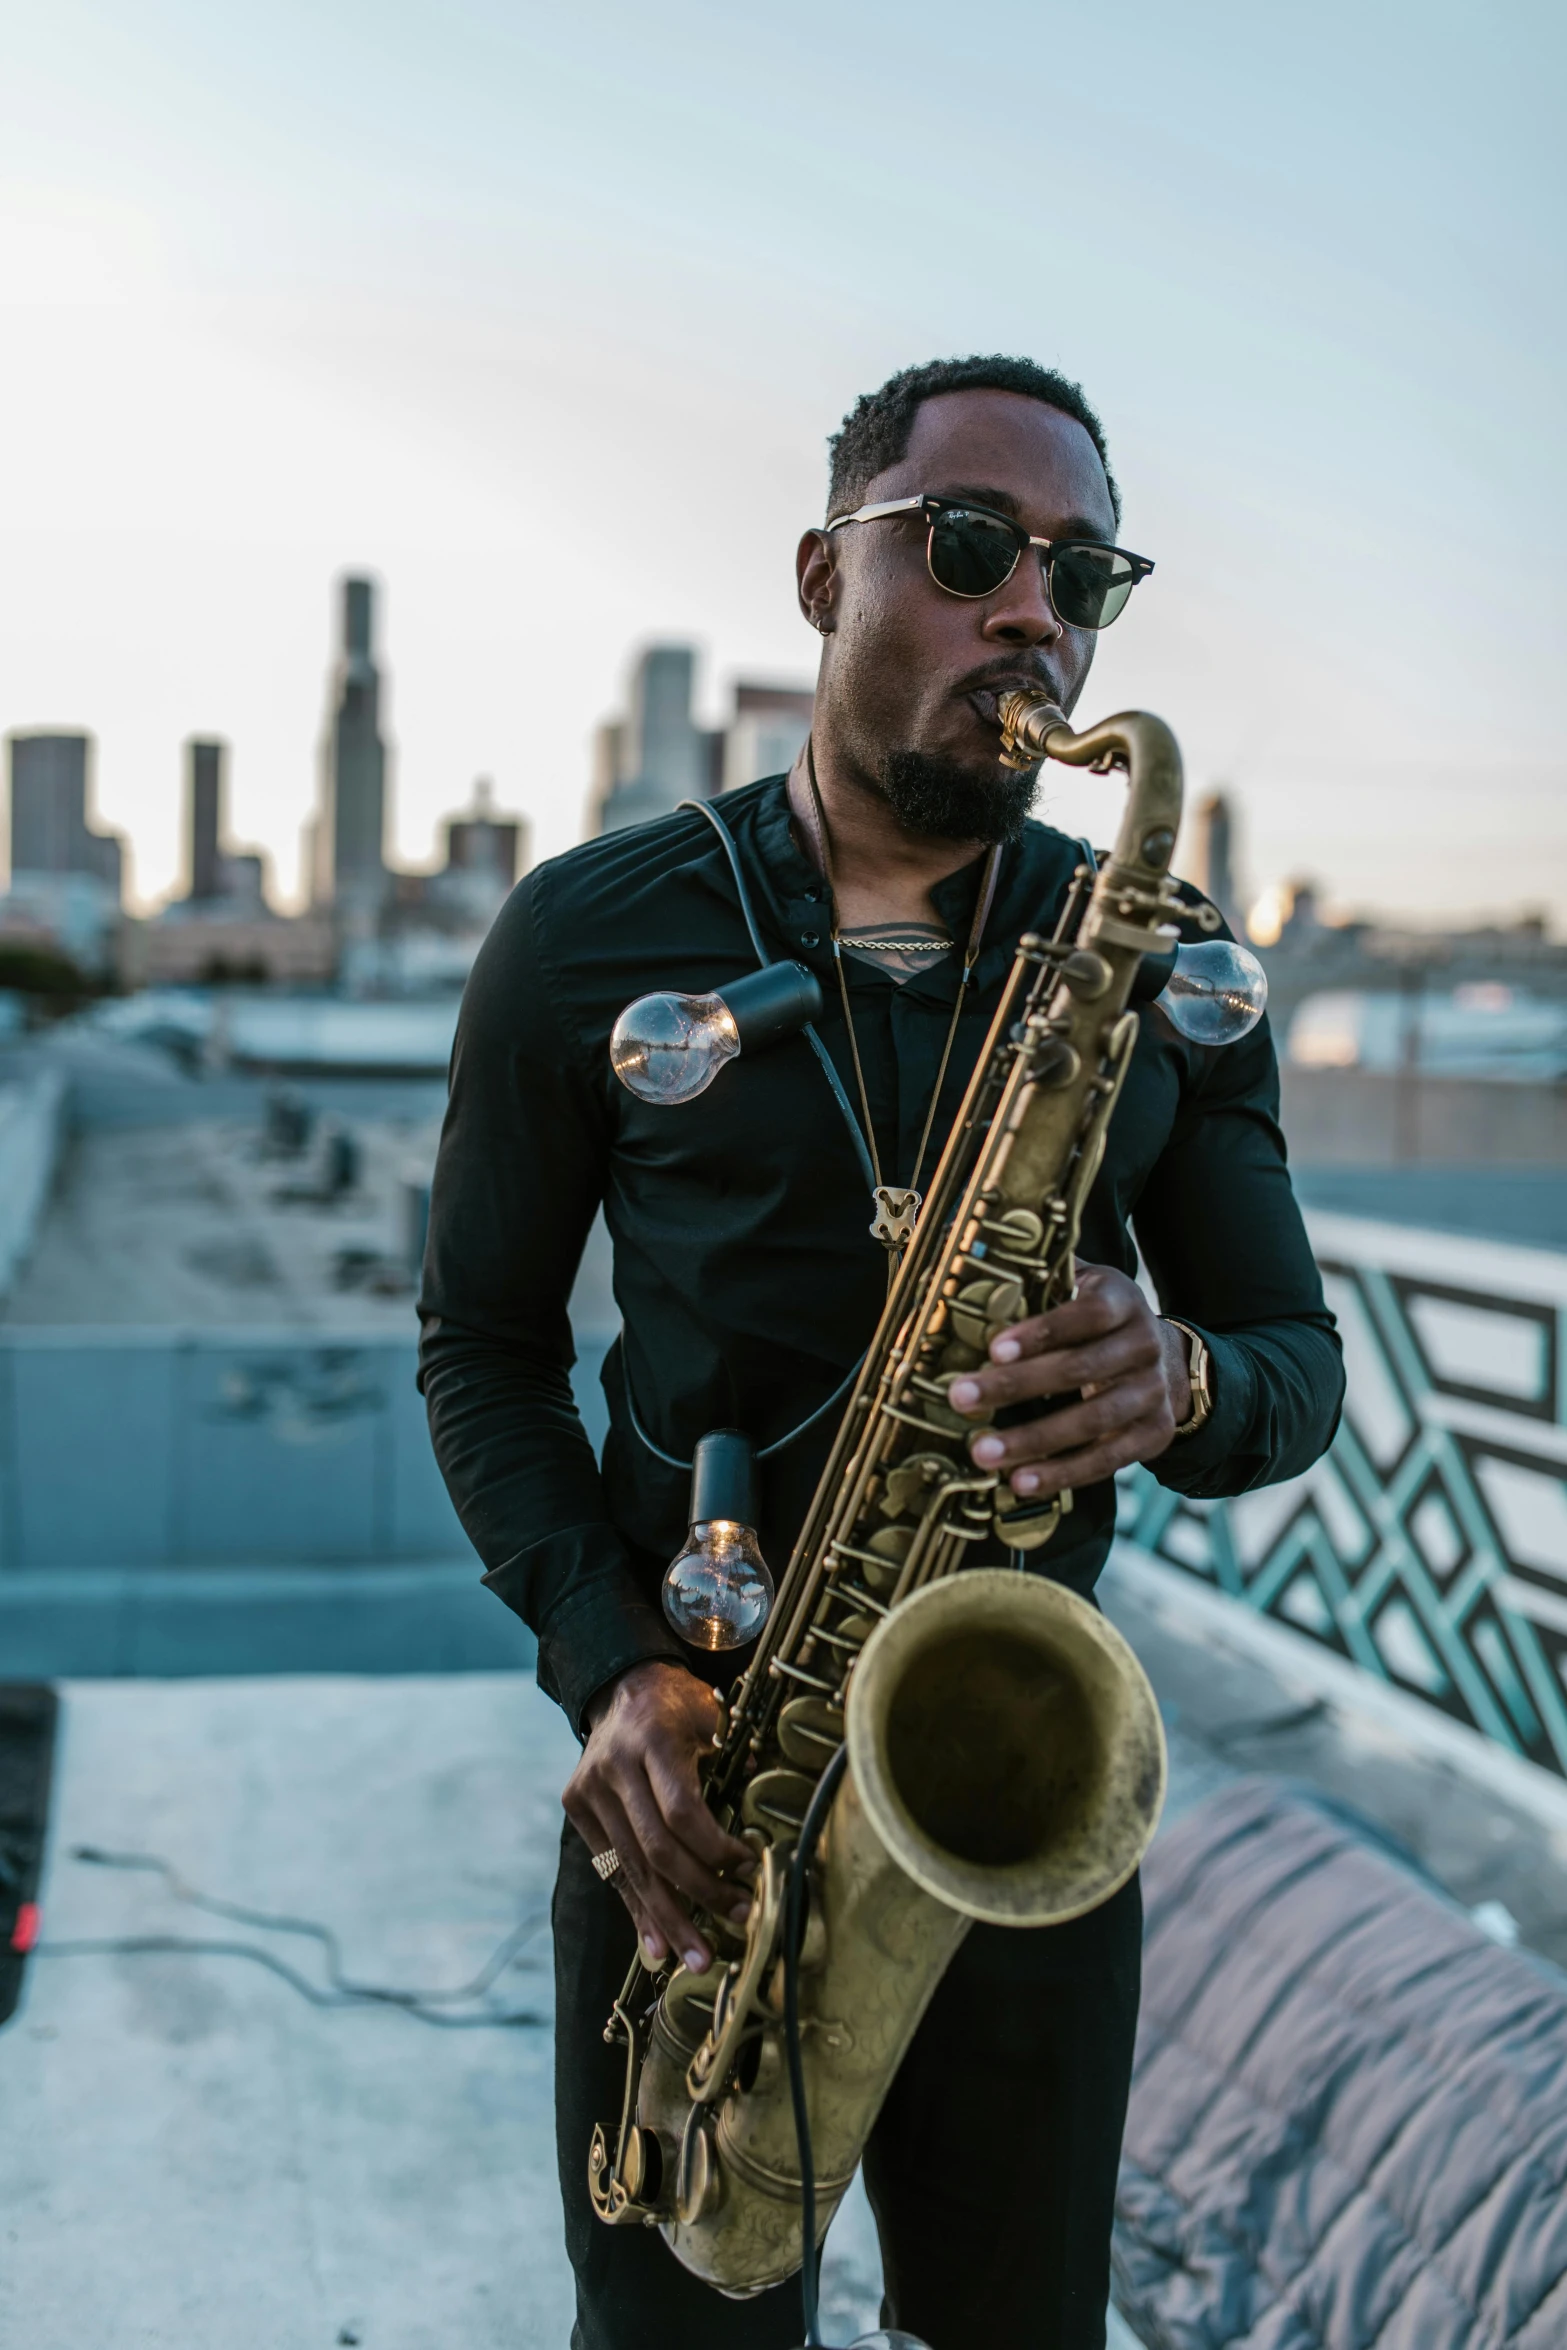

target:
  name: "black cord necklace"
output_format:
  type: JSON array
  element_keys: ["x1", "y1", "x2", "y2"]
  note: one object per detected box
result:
[{"x1": 801, "y1": 739, "x2": 1000, "y2": 1281}]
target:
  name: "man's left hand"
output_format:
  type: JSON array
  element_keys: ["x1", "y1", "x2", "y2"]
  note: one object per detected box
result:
[{"x1": 949, "y1": 1264, "x2": 1192, "y2": 1497}]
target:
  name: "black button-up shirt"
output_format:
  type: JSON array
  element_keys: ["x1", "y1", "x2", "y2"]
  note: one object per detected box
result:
[{"x1": 419, "y1": 776, "x2": 1343, "y2": 1733}]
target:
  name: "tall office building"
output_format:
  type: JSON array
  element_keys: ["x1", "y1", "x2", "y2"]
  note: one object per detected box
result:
[
  {"x1": 313, "y1": 576, "x2": 388, "y2": 912},
  {"x1": 592, "y1": 651, "x2": 816, "y2": 834},
  {"x1": 7, "y1": 732, "x2": 124, "y2": 900},
  {"x1": 187, "y1": 738, "x2": 225, "y2": 902},
  {"x1": 593, "y1": 646, "x2": 715, "y2": 833},
  {"x1": 1190, "y1": 791, "x2": 1239, "y2": 928},
  {"x1": 176, "y1": 737, "x2": 268, "y2": 913}
]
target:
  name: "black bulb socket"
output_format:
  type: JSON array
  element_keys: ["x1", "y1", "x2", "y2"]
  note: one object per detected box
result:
[
  {"x1": 1130, "y1": 942, "x2": 1179, "y2": 1003},
  {"x1": 689, "y1": 1429, "x2": 757, "y2": 1527},
  {"x1": 715, "y1": 962, "x2": 824, "y2": 1054}
]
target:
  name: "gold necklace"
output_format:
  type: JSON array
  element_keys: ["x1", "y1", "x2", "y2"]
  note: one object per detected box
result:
[{"x1": 802, "y1": 740, "x2": 1001, "y2": 1280}]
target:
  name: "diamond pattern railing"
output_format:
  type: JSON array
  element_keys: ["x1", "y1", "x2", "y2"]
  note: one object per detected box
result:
[{"x1": 1120, "y1": 1211, "x2": 1567, "y2": 1778}]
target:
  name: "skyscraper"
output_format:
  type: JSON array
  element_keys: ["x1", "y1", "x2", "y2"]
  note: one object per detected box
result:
[
  {"x1": 313, "y1": 576, "x2": 388, "y2": 912},
  {"x1": 7, "y1": 733, "x2": 123, "y2": 900},
  {"x1": 187, "y1": 739, "x2": 224, "y2": 902},
  {"x1": 593, "y1": 646, "x2": 714, "y2": 832},
  {"x1": 1190, "y1": 792, "x2": 1239, "y2": 929}
]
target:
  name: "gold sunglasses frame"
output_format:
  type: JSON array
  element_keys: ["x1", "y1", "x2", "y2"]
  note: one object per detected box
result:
[{"x1": 824, "y1": 494, "x2": 1154, "y2": 630}]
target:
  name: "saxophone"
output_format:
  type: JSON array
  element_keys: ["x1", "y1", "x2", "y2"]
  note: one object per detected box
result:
[{"x1": 589, "y1": 695, "x2": 1204, "y2": 2292}]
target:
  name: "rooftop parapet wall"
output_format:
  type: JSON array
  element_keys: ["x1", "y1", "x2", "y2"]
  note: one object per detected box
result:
[
  {"x1": 1280, "y1": 1065, "x2": 1567, "y2": 1165},
  {"x1": 0, "y1": 1072, "x2": 65, "y2": 1305},
  {"x1": 0, "y1": 1329, "x2": 466, "y2": 1570}
]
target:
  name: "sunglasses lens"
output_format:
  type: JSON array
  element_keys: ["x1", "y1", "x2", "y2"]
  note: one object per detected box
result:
[
  {"x1": 927, "y1": 508, "x2": 1020, "y2": 597},
  {"x1": 1048, "y1": 546, "x2": 1139, "y2": 630}
]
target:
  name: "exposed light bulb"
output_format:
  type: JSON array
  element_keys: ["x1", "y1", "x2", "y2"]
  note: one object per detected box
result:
[
  {"x1": 1155, "y1": 940, "x2": 1268, "y2": 1046},
  {"x1": 662, "y1": 1431, "x2": 774, "y2": 1651},
  {"x1": 610, "y1": 961, "x2": 825, "y2": 1107},
  {"x1": 663, "y1": 1516, "x2": 775, "y2": 1651},
  {"x1": 610, "y1": 992, "x2": 740, "y2": 1106}
]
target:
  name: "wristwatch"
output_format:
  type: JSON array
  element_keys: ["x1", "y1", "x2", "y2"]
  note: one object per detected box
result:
[{"x1": 1163, "y1": 1319, "x2": 1213, "y2": 1438}]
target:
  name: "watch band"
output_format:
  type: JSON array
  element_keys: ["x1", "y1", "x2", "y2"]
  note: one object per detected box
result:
[{"x1": 1164, "y1": 1318, "x2": 1213, "y2": 1438}]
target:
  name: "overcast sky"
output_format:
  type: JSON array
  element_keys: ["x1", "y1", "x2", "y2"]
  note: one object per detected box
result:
[{"x1": 1, "y1": 0, "x2": 1562, "y2": 926}]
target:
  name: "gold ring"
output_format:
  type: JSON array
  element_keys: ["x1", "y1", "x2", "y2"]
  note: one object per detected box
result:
[{"x1": 591, "y1": 1846, "x2": 623, "y2": 1885}]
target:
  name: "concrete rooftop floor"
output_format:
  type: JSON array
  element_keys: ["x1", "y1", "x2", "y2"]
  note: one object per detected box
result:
[
  {"x1": 2, "y1": 1107, "x2": 440, "y2": 1330},
  {"x1": 3, "y1": 1672, "x2": 908, "y2": 2350},
  {"x1": 11, "y1": 1561, "x2": 1565, "y2": 2350},
  {"x1": 2, "y1": 1664, "x2": 1162, "y2": 2350}
]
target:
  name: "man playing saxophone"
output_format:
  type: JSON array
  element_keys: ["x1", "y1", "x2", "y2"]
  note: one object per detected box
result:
[{"x1": 419, "y1": 354, "x2": 1344, "y2": 2348}]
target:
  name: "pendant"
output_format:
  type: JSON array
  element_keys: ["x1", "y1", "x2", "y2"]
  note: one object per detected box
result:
[{"x1": 869, "y1": 1185, "x2": 921, "y2": 1258}]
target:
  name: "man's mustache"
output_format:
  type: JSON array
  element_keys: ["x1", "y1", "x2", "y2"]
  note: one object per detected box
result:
[{"x1": 952, "y1": 656, "x2": 1067, "y2": 703}]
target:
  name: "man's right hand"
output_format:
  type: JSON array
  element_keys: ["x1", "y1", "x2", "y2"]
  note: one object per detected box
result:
[{"x1": 562, "y1": 1659, "x2": 756, "y2": 1976}]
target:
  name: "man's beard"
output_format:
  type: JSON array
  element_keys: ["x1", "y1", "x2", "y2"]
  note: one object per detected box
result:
[{"x1": 874, "y1": 750, "x2": 1040, "y2": 846}]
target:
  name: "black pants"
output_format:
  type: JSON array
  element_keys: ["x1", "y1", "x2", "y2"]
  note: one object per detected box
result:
[{"x1": 553, "y1": 1823, "x2": 1141, "y2": 2350}]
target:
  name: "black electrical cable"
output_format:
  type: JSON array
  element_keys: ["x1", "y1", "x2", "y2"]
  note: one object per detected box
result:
[
  {"x1": 784, "y1": 1741, "x2": 850, "y2": 2350},
  {"x1": 34, "y1": 1845, "x2": 548, "y2": 2028}
]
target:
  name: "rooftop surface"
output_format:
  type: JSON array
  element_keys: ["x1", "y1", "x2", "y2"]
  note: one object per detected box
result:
[
  {"x1": 8, "y1": 1563, "x2": 1566, "y2": 2350},
  {"x1": 2, "y1": 1095, "x2": 440, "y2": 1330},
  {"x1": 3, "y1": 1671, "x2": 892, "y2": 2350}
]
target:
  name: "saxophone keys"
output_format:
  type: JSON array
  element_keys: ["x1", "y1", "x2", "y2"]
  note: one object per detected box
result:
[
  {"x1": 873, "y1": 1481, "x2": 929, "y2": 1534},
  {"x1": 981, "y1": 1276, "x2": 1026, "y2": 1330},
  {"x1": 988, "y1": 1207, "x2": 1046, "y2": 1257},
  {"x1": 740, "y1": 1767, "x2": 818, "y2": 1835},
  {"x1": 948, "y1": 1281, "x2": 996, "y2": 1349},
  {"x1": 777, "y1": 1696, "x2": 845, "y2": 1771},
  {"x1": 949, "y1": 1273, "x2": 1024, "y2": 1349},
  {"x1": 833, "y1": 1613, "x2": 879, "y2": 1648},
  {"x1": 675, "y1": 2109, "x2": 722, "y2": 2225},
  {"x1": 993, "y1": 1490, "x2": 1073, "y2": 1551}
]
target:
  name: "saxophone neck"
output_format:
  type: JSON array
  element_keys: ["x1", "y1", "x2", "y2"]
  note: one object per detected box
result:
[{"x1": 996, "y1": 693, "x2": 1183, "y2": 891}]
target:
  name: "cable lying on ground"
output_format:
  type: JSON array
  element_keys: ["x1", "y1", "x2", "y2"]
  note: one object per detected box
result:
[{"x1": 33, "y1": 1844, "x2": 548, "y2": 2029}]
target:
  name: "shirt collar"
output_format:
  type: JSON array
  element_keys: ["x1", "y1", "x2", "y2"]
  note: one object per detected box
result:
[{"x1": 727, "y1": 774, "x2": 1084, "y2": 1001}]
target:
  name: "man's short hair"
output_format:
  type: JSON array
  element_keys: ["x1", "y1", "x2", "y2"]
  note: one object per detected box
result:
[{"x1": 827, "y1": 354, "x2": 1121, "y2": 529}]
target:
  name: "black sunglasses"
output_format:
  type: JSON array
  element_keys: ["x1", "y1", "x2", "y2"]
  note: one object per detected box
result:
[{"x1": 824, "y1": 494, "x2": 1154, "y2": 631}]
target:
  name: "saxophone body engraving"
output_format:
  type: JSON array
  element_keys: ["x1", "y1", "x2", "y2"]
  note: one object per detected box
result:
[{"x1": 589, "y1": 697, "x2": 1195, "y2": 2291}]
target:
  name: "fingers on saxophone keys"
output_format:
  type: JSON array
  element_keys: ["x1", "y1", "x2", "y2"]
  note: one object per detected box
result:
[
  {"x1": 1009, "y1": 1419, "x2": 1168, "y2": 1498},
  {"x1": 620, "y1": 1779, "x2": 749, "y2": 1960},
  {"x1": 968, "y1": 1373, "x2": 1169, "y2": 1488},
  {"x1": 585, "y1": 1789, "x2": 699, "y2": 1972},
  {"x1": 645, "y1": 1750, "x2": 757, "y2": 1886},
  {"x1": 952, "y1": 1326, "x2": 1159, "y2": 1419}
]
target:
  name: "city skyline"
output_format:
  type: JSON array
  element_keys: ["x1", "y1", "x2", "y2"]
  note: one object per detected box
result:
[{"x1": 0, "y1": 4, "x2": 1561, "y2": 927}]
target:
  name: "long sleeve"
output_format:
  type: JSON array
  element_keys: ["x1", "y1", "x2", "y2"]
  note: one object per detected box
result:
[
  {"x1": 417, "y1": 873, "x2": 683, "y2": 1733},
  {"x1": 1132, "y1": 1006, "x2": 1344, "y2": 1499}
]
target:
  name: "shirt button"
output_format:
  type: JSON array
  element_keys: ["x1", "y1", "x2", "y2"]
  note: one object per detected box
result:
[{"x1": 801, "y1": 932, "x2": 821, "y2": 948}]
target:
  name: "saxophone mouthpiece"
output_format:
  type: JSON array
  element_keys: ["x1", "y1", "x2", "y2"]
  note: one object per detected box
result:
[{"x1": 996, "y1": 691, "x2": 1069, "y2": 772}]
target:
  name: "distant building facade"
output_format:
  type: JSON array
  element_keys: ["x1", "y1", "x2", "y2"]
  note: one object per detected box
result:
[
  {"x1": 7, "y1": 732, "x2": 124, "y2": 900},
  {"x1": 593, "y1": 646, "x2": 713, "y2": 833},
  {"x1": 1187, "y1": 791, "x2": 1240, "y2": 930},
  {"x1": 444, "y1": 778, "x2": 526, "y2": 899},
  {"x1": 592, "y1": 647, "x2": 815, "y2": 833},
  {"x1": 720, "y1": 682, "x2": 816, "y2": 795},
  {"x1": 312, "y1": 576, "x2": 388, "y2": 914},
  {"x1": 134, "y1": 914, "x2": 337, "y2": 989},
  {"x1": 188, "y1": 738, "x2": 224, "y2": 902},
  {"x1": 181, "y1": 737, "x2": 270, "y2": 911},
  {"x1": 2, "y1": 731, "x2": 126, "y2": 976}
]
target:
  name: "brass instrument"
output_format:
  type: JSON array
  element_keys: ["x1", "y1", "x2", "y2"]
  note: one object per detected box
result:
[{"x1": 590, "y1": 695, "x2": 1201, "y2": 2292}]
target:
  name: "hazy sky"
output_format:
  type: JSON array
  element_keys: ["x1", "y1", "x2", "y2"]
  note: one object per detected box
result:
[{"x1": 1, "y1": 0, "x2": 1562, "y2": 925}]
